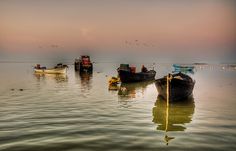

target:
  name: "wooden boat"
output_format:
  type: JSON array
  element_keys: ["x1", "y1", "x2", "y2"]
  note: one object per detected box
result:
[
  {"x1": 34, "y1": 63, "x2": 68, "y2": 74},
  {"x1": 155, "y1": 72, "x2": 195, "y2": 102},
  {"x1": 74, "y1": 55, "x2": 93, "y2": 72},
  {"x1": 118, "y1": 64, "x2": 156, "y2": 83}
]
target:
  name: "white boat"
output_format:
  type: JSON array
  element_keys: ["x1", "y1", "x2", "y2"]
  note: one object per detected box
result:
[
  {"x1": 34, "y1": 63, "x2": 68, "y2": 74},
  {"x1": 34, "y1": 67, "x2": 67, "y2": 74}
]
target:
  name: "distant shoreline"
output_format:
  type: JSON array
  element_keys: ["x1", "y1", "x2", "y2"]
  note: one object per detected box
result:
[{"x1": 0, "y1": 60, "x2": 235, "y2": 66}]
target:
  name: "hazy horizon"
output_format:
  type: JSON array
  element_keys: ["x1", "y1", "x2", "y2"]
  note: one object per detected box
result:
[{"x1": 0, "y1": 0, "x2": 236, "y2": 62}]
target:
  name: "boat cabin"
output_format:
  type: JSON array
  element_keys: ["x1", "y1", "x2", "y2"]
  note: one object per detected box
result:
[
  {"x1": 74, "y1": 55, "x2": 93, "y2": 72},
  {"x1": 118, "y1": 64, "x2": 138, "y2": 73},
  {"x1": 81, "y1": 56, "x2": 91, "y2": 65},
  {"x1": 34, "y1": 64, "x2": 46, "y2": 69}
]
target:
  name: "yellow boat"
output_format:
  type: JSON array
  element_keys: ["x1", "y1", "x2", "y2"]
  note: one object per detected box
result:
[{"x1": 108, "y1": 77, "x2": 120, "y2": 85}]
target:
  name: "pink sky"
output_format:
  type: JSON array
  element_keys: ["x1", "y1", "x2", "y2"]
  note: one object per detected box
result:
[{"x1": 0, "y1": 0, "x2": 235, "y2": 54}]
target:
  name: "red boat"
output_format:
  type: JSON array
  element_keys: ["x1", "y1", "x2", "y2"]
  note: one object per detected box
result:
[{"x1": 74, "y1": 55, "x2": 93, "y2": 72}]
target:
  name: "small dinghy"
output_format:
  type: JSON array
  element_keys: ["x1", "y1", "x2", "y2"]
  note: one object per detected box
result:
[
  {"x1": 155, "y1": 72, "x2": 195, "y2": 102},
  {"x1": 118, "y1": 64, "x2": 156, "y2": 83},
  {"x1": 173, "y1": 64, "x2": 194, "y2": 72},
  {"x1": 34, "y1": 63, "x2": 68, "y2": 74}
]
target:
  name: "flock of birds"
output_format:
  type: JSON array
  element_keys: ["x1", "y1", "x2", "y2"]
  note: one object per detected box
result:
[
  {"x1": 38, "y1": 40, "x2": 156, "y2": 49},
  {"x1": 124, "y1": 40, "x2": 156, "y2": 47}
]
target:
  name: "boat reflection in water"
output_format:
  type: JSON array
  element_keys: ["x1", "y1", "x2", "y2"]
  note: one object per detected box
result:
[
  {"x1": 34, "y1": 73, "x2": 68, "y2": 83},
  {"x1": 152, "y1": 95, "x2": 195, "y2": 145},
  {"x1": 118, "y1": 81, "x2": 154, "y2": 101},
  {"x1": 77, "y1": 72, "x2": 93, "y2": 90}
]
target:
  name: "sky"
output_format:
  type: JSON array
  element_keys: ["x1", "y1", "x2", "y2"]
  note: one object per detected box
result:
[{"x1": 0, "y1": 0, "x2": 235, "y2": 61}]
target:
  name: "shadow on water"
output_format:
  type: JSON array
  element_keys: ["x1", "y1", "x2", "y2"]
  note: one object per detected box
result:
[
  {"x1": 75, "y1": 71, "x2": 93, "y2": 90},
  {"x1": 152, "y1": 95, "x2": 195, "y2": 145},
  {"x1": 34, "y1": 73, "x2": 68, "y2": 83},
  {"x1": 117, "y1": 81, "x2": 154, "y2": 101}
]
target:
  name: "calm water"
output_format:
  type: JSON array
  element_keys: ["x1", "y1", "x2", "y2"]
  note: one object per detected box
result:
[{"x1": 0, "y1": 62, "x2": 236, "y2": 151}]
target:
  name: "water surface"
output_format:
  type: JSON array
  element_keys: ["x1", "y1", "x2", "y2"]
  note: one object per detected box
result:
[{"x1": 0, "y1": 62, "x2": 236, "y2": 151}]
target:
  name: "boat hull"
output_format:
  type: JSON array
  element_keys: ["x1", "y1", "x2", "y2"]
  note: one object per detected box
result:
[
  {"x1": 118, "y1": 70, "x2": 156, "y2": 83},
  {"x1": 34, "y1": 68, "x2": 67, "y2": 74},
  {"x1": 155, "y1": 73, "x2": 195, "y2": 102}
]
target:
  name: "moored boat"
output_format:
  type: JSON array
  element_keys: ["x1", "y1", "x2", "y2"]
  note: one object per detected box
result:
[
  {"x1": 108, "y1": 77, "x2": 120, "y2": 85},
  {"x1": 118, "y1": 64, "x2": 156, "y2": 83},
  {"x1": 74, "y1": 55, "x2": 93, "y2": 72},
  {"x1": 173, "y1": 64, "x2": 194, "y2": 71},
  {"x1": 155, "y1": 72, "x2": 195, "y2": 102},
  {"x1": 34, "y1": 63, "x2": 68, "y2": 74}
]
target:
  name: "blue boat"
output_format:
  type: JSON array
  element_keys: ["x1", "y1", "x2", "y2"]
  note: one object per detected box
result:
[{"x1": 173, "y1": 64, "x2": 194, "y2": 73}]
